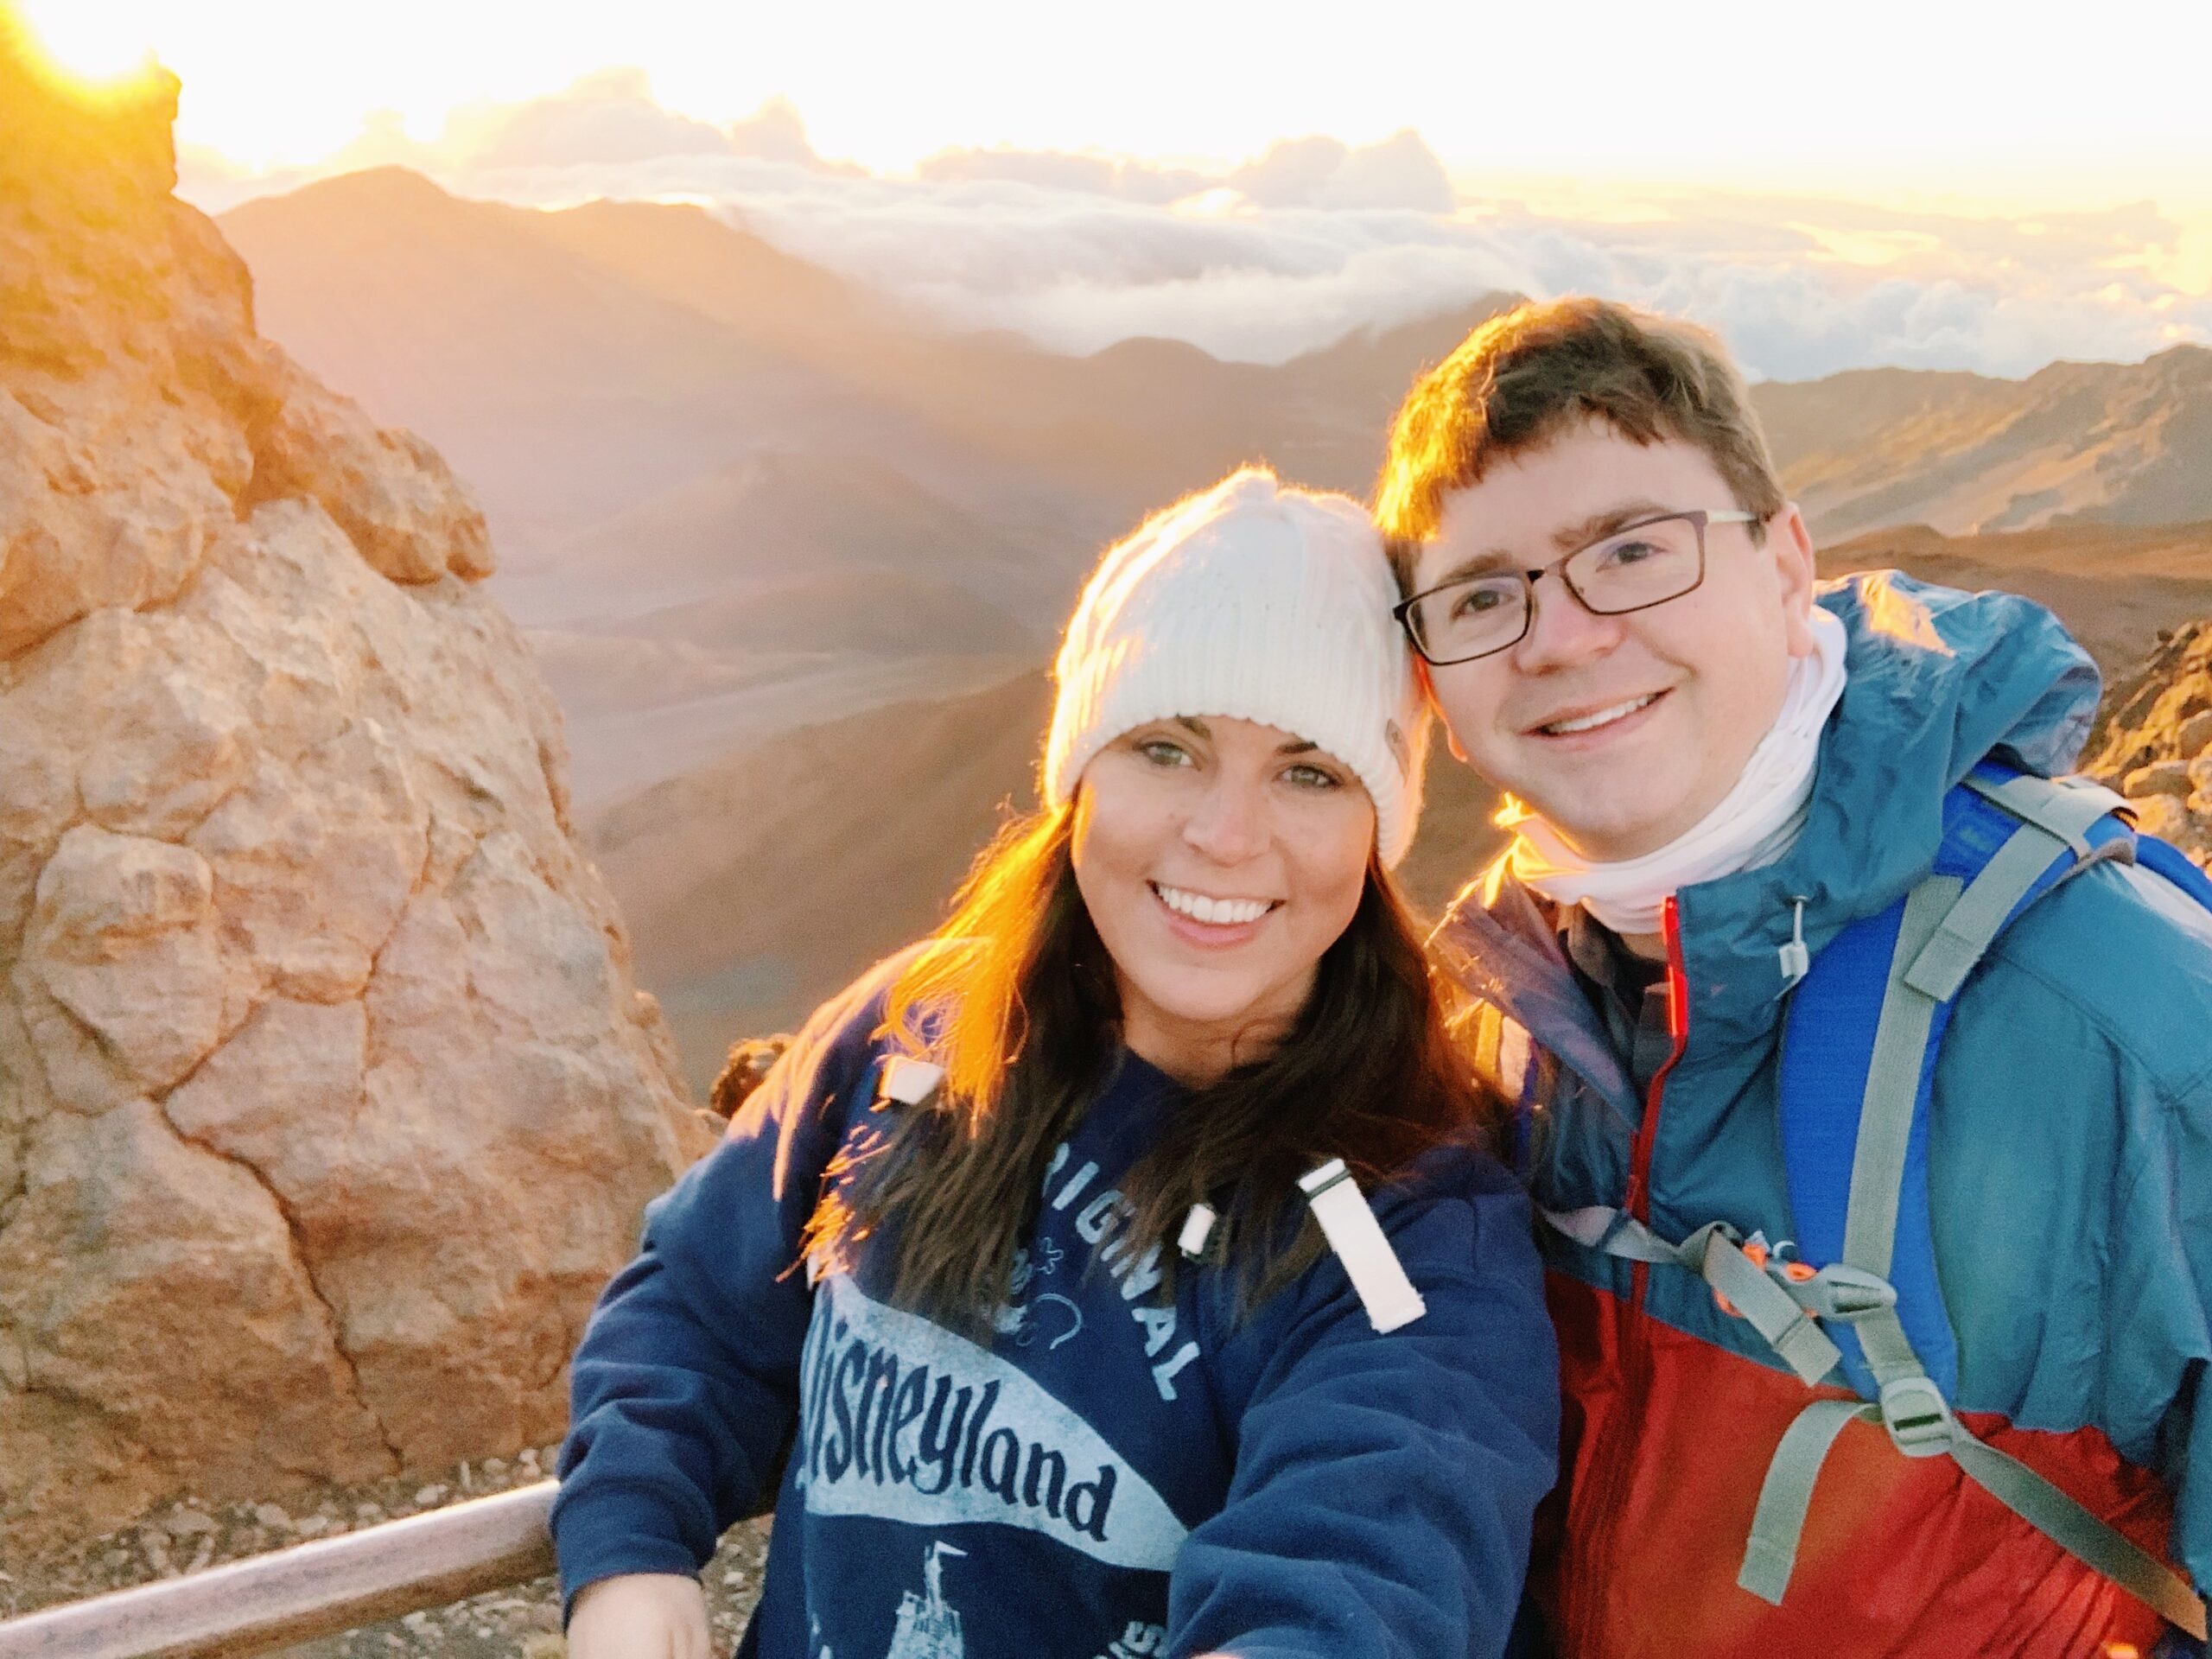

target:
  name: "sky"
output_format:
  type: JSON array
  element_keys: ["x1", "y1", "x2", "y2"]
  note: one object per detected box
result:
[
  {"x1": 20, "y1": 0, "x2": 2212, "y2": 198},
  {"x1": 17, "y1": 0, "x2": 2212, "y2": 379}
]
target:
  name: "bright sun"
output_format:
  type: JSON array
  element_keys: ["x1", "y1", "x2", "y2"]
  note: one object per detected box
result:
[{"x1": 12, "y1": 0, "x2": 161, "y2": 88}]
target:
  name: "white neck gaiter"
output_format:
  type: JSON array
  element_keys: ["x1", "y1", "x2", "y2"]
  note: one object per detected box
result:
[{"x1": 1498, "y1": 607, "x2": 1850, "y2": 937}]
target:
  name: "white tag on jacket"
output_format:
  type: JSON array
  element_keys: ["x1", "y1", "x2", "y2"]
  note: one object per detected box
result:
[
  {"x1": 1299, "y1": 1159, "x2": 1426, "y2": 1333},
  {"x1": 879, "y1": 1056, "x2": 945, "y2": 1106},
  {"x1": 1177, "y1": 1204, "x2": 1217, "y2": 1260}
]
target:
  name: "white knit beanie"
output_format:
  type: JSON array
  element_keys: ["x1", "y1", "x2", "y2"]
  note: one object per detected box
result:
[{"x1": 1043, "y1": 467, "x2": 1428, "y2": 867}]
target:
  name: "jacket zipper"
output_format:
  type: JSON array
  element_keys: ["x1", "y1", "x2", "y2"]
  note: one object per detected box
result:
[
  {"x1": 1624, "y1": 896, "x2": 1691, "y2": 1231},
  {"x1": 1573, "y1": 896, "x2": 1692, "y2": 1642}
]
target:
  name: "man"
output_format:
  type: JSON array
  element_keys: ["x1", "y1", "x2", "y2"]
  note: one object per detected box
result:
[{"x1": 1376, "y1": 296, "x2": 2212, "y2": 1656}]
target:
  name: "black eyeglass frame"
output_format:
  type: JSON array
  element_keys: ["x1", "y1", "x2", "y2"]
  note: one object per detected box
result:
[{"x1": 1391, "y1": 507, "x2": 1765, "y2": 666}]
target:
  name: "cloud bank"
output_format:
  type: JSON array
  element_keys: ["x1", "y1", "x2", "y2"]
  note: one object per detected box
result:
[{"x1": 180, "y1": 73, "x2": 2212, "y2": 382}]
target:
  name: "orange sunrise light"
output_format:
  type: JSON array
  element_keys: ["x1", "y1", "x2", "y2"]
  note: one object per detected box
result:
[{"x1": 10, "y1": 0, "x2": 161, "y2": 99}]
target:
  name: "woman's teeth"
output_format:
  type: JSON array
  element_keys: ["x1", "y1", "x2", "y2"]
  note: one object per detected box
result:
[
  {"x1": 1540, "y1": 692, "x2": 1657, "y2": 736},
  {"x1": 1153, "y1": 883, "x2": 1274, "y2": 925}
]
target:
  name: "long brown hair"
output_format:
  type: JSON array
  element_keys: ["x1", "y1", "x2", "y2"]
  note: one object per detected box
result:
[{"x1": 801, "y1": 800, "x2": 1503, "y2": 1331}]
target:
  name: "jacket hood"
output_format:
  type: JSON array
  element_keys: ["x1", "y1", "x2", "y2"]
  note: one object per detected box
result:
[
  {"x1": 1435, "y1": 571, "x2": 2102, "y2": 1064},
  {"x1": 1672, "y1": 570, "x2": 2100, "y2": 1049}
]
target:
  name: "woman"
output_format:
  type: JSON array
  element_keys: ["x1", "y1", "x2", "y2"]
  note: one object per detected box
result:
[{"x1": 551, "y1": 469, "x2": 1558, "y2": 1659}]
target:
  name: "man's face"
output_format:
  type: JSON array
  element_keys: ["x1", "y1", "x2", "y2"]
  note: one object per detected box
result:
[{"x1": 1411, "y1": 419, "x2": 1819, "y2": 861}]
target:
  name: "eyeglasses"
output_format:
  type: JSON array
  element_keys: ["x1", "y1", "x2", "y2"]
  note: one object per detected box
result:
[{"x1": 1392, "y1": 508, "x2": 1764, "y2": 666}]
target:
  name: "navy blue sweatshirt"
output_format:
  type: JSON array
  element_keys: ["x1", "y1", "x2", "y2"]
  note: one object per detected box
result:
[{"x1": 553, "y1": 958, "x2": 1559, "y2": 1659}]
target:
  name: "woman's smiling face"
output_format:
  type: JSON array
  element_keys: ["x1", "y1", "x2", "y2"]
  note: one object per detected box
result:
[{"x1": 1070, "y1": 714, "x2": 1376, "y2": 1086}]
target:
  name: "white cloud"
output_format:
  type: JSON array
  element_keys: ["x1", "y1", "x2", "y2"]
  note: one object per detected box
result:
[
  {"x1": 1229, "y1": 131, "x2": 1455, "y2": 214},
  {"x1": 182, "y1": 95, "x2": 2212, "y2": 380}
]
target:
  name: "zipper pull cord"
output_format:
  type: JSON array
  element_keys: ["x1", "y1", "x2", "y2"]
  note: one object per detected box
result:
[{"x1": 1777, "y1": 897, "x2": 1810, "y2": 994}]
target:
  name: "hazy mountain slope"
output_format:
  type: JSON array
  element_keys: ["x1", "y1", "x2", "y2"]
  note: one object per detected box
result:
[
  {"x1": 219, "y1": 169, "x2": 1031, "y2": 564},
  {"x1": 518, "y1": 194, "x2": 886, "y2": 352},
  {"x1": 1278, "y1": 297, "x2": 1522, "y2": 420},
  {"x1": 506, "y1": 450, "x2": 1062, "y2": 804},
  {"x1": 223, "y1": 173, "x2": 1505, "y2": 559},
  {"x1": 1758, "y1": 346, "x2": 2212, "y2": 539},
  {"x1": 524, "y1": 450, "x2": 1071, "y2": 629},
  {"x1": 1751, "y1": 366, "x2": 2017, "y2": 476},
  {"x1": 1816, "y1": 518, "x2": 2212, "y2": 677},
  {"x1": 588, "y1": 671, "x2": 1052, "y2": 1084}
]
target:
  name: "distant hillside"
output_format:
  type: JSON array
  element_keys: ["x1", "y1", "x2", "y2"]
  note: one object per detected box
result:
[
  {"x1": 221, "y1": 169, "x2": 1516, "y2": 551},
  {"x1": 1816, "y1": 518, "x2": 2212, "y2": 675},
  {"x1": 588, "y1": 671, "x2": 1052, "y2": 1084},
  {"x1": 528, "y1": 450, "x2": 1070, "y2": 630},
  {"x1": 220, "y1": 168, "x2": 1034, "y2": 565},
  {"x1": 1754, "y1": 346, "x2": 2212, "y2": 539}
]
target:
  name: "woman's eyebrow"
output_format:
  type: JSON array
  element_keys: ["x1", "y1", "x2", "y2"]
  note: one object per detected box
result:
[
  {"x1": 1277, "y1": 738, "x2": 1320, "y2": 756},
  {"x1": 1174, "y1": 715, "x2": 1211, "y2": 738}
]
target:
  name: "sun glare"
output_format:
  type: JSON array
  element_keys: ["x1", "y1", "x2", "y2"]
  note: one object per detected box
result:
[{"x1": 13, "y1": 0, "x2": 161, "y2": 91}]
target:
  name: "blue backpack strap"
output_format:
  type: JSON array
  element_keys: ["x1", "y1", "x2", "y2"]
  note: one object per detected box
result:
[
  {"x1": 2138, "y1": 832, "x2": 2212, "y2": 911},
  {"x1": 1777, "y1": 763, "x2": 2139, "y2": 1397},
  {"x1": 1754, "y1": 765, "x2": 2212, "y2": 1639}
]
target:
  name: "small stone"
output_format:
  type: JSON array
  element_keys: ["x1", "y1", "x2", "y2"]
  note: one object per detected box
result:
[
  {"x1": 413, "y1": 1484, "x2": 448, "y2": 1507},
  {"x1": 517, "y1": 1447, "x2": 539, "y2": 1471},
  {"x1": 522, "y1": 1635, "x2": 567, "y2": 1659},
  {"x1": 353, "y1": 1501, "x2": 385, "y2": 1522},
  {"x1": 294, "y1": 1515, "x2": 330, "y2": 1539},
  {"x1": 253, "y1": 1503, "x2": 292, "y2": 1531},
  {"x1": 401, "y1": 1610, "x2": 431, "y2": 1630},
  {"x1": 2178, "y1": 709, "x2": 2212, "y2": 760},
  {"x1": 2126, "y1": 793, "x2": 2192, "y2": 841},
  {"x1": 2125, "y1": 760, "x2": 2193, "y2": 798},
  {"x1": 162, "y1": 1508, "x2": 216, "y2": 1540},
  {"x1": 480, "y1": 1457, "x2": 507, "y2": 1477},
  {"x1": 540, "y1": 1443, "x2": 563, "y2": 1469}
]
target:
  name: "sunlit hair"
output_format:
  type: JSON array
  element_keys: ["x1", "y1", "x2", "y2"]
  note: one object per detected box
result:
[
  {"x1": 800, "y1": 800, "x2": 1503, "y2": 1332},
  {"x1": 1375, "y1": 296, "x2": 1786, "y2": 592}
]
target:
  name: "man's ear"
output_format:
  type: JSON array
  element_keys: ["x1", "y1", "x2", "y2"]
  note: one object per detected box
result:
[
  {"x1": 1412, "y1": 658, "x2": 1472, "y2": 763},
  {"x1": 1768, "y1": 503, "x2": 1820, "y2": 658}
]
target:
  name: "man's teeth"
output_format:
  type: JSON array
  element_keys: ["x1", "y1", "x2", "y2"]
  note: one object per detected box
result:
[
  {"x1": 1154, "y1": 884, "x2": 1274, "y2": 925},
  {"x1": 1541, "y1": 693, "x2": 1658, "y2": 736}
]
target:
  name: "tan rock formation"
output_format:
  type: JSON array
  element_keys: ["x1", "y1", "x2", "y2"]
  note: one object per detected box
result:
[
  {"x1": 2088, "y1": 618, "x2": 2212, "y2": 864},
  {"x1": 0, "y1": 14, "x2": 713, "y2": 1557}
]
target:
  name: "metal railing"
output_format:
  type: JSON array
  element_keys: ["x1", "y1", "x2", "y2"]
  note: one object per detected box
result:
[{"x1": 0, "y1": 1481, "x2": 557, "y2": 1659}]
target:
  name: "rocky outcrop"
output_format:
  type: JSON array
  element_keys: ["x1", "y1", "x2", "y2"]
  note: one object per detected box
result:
[
  {"x1": 0, "y1": 12, "x2": 713, "y2": 1557},
  {"x1": 2088, "y1": 619, "x2": 2212, "y2": 864}
]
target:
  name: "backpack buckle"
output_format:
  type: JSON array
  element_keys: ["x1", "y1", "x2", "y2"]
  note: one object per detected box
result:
[
  {"x1": 1877, "y1": 1375, "x2": 1957, "y2": 1458},
  {"x1": 1790, "y1": 1263, "x2": 1899, "y2": 1323}
]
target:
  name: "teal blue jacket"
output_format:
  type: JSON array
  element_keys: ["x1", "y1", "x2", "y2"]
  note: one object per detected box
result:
[{"x1": 1432, "y1": 573, "x2": 2212, "y2": 1656}]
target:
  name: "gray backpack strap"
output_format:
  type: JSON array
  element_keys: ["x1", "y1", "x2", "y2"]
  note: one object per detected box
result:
[
  {"x1": 1734, "y1": 821, "x2": 2208, "y2": 1640},
  {"x1": 1541, "y1": 1208, "x2": 1847, "y2": 1387}
]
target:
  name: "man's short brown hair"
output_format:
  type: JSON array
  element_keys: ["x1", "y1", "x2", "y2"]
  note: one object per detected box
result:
[{"x1": 1374, "y1": 296, "x2": 1786, "y2": 591}]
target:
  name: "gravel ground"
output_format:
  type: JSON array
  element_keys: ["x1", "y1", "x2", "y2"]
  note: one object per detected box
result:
[{"x1": 0, "y1": 1446, "x2": 772, "y2": 1657}]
